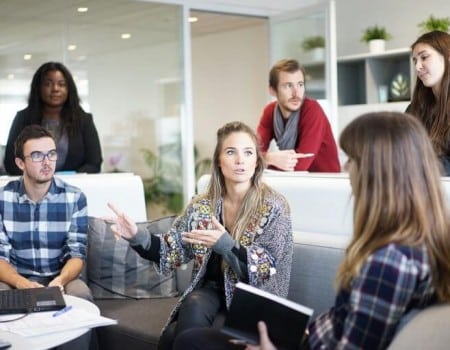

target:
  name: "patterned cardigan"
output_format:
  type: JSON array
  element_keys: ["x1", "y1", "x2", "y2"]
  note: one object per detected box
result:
[{"x1": 151, "y1": 187, "x2": 293, "y2": 331}]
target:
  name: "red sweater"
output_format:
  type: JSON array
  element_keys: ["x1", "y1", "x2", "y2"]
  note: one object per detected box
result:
[{"x1": 257, "y1": 98, "x2": 340, "y2": 172}]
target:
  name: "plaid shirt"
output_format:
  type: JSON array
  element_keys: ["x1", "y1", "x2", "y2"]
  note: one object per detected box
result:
[
  {"x1": 0, "y1": 177, "x2": 88, "y2": 277},
  {"x1": 308, "y1": 243, "x2": 436, "y2": 350}
]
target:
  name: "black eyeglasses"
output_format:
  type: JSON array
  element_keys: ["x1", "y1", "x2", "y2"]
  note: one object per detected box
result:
[{"x1": 24, "y1": 150, "x2": 58, "y2": 162}]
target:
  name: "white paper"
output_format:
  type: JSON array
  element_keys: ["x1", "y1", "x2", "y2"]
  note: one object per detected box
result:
[{"x1": 0, "y1": 307, "x2": 117, "y2": 337}]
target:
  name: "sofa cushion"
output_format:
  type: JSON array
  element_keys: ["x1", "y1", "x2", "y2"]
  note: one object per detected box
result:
[
  {"x1": 87, "y1": 216, "x2": 178, "y2": 299},
  {"x1": 288, "y1": 240, "x2": 345, "y2": 319}
]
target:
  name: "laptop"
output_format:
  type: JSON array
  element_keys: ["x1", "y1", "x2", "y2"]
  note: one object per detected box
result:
[{"x1": 0, "y1": 286, "x2": 66, "y2": 315}]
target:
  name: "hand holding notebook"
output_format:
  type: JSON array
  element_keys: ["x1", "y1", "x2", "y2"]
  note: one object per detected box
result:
[{"x1": 221, "y1": 282, "x2": 313, "y2": 350}]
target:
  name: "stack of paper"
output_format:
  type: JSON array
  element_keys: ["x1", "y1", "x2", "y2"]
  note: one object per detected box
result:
[{"x1": 0, "y1": 307, "x2": 117, "y2": 337}]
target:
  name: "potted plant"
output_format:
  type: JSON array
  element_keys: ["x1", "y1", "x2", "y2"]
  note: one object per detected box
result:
[
  {"x1": 418, "y1": 15, "x2": 450, "y2": 33},
  {"x1": 141, "y1": 144, "x2": 212, "y2": 219},
  {"x1": 301, "y1": 35, "x2": 325, "y2": 61},
  {"x1": 361, "y1": 25, "x2": 392, "y2": 53},
  {"x1": 141, "y1": 145, "x2": 183, "y2": 218}
]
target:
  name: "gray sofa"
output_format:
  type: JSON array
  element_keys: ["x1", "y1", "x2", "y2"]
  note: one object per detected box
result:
[
  {"x1": 92, "y1": 173, "x2": 351, "y2": 350},
  {"x1": 93, "y1": 238, "x2": 345, "y2": 350}
]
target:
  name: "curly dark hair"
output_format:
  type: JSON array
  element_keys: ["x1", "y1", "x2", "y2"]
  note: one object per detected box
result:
[{"x1": 26, "y1": 61, "x2": 85, "y2": 135}]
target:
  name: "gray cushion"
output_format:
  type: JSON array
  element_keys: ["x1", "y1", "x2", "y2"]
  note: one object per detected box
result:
[
  {"x1": 288, "y1": 242, "x2": 345, "y2": 319},
  {"x1": 87, "y1": 216, "x2": 178, "y2": 299}
]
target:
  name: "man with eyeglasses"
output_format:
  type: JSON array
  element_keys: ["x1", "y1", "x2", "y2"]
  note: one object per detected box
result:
[
  {"x1": 256, "y1": 59, "x2": 340, "y2": 172},
  {"x1": 0, "y1": 124, "x2": 92, "y2": 301}
]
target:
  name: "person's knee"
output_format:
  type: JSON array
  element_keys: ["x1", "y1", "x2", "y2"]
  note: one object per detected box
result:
[
  {"x1": 0, "y1": 282, "x2": 12, "y2": 291},
  {"x1": 179, "y1": 293, "x2": 204, "y2": 310},
  {"x1": 65, "y1": 279, "x2": 93, "y2": 302}
]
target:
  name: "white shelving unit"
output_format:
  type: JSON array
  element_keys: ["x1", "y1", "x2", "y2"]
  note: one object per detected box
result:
[
  {"x1": 337, "y1": 48, "x2": 414, "y2": 106},
  {"x1": 303, "y1": 60, "x2": 326, "y2": 100},
  {"x1": 335, "y1": 48, "x2": 414, "y2": 139}
]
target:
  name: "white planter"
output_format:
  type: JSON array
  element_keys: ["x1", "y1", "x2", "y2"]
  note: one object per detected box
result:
[
  {"x1": 310, "y1": 47, "x2": 325, "y2": 61},
  {"x1": 369, "y1": 39, "x2": 385, "y2": 54}
]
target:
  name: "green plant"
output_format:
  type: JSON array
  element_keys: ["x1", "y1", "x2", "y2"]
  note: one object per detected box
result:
[
  {"x1": 141, "y1": 146, "x2": 183, "y2": 215},
  {"x1": 361, "y1": 25, "x2": 392, "y2": 43},
  {"x1": 301, "y1": 36, "x2": 325, "y2": 51},
  {"x1": 194, "y1": 146, "x2": 212, "y2": 180},
  {"x1": 418, "y1": 15, "x2": 450, "y2": 33},
  {"x1": 141, "y1": 144, "x2": 212, "y2": 216}
]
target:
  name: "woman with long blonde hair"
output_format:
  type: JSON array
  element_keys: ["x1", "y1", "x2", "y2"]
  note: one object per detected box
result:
[{"x1": 108, "y1": 121, "x2": 293, "y2": 350}]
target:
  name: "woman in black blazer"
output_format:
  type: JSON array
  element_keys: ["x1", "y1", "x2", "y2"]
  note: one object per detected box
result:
[{"x1": 3, "y1": 61, "x2": 102, "y2": 175}]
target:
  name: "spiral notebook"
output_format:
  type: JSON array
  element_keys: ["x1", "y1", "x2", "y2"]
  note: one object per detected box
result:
[
  {"x1": 0, "y1": 286, "x2": 65, "y2": 315},
  {"x1": 221, "y1": 282, "x2": 313, "y2": 350}
]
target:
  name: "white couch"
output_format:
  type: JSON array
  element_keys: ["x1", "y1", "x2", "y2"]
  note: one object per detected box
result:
[
  {"x1": 0, "y1": 173, "x2": 147, "y2": 221},
  {"x1": 2, "y1": 171, "x2": 448, "y2": 348},
  {"x1": 197, "y1": 172, "x2": 354, "y2": 247},
  {"x1": 197, "y1": 172, "x2": 450, "y2": 318}
]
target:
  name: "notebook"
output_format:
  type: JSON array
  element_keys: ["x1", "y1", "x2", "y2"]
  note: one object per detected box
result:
[
  {"x1": 221, "y1": 282, "x2": 314, "y2": 350},
  {"x1": 0, "y1": 286, "x2": 66, "y2": 315}
]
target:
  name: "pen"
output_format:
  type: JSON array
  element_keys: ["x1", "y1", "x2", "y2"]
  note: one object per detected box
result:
[{"x1": 52, "y1": 305, "x2": 73, "y2": 317}]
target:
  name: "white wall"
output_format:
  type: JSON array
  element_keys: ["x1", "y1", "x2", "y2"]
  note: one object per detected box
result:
[
  {"x1": 191, "y1": 23, "x2": 270, "y2": 160},
  {"x1": 336, "y1": 0, "x2": 450, "y2": 56}
]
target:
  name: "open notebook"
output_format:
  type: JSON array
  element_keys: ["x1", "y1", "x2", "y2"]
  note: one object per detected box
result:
[{"x1": 0, "y1": 286, "x2": 65, "y2": 315}]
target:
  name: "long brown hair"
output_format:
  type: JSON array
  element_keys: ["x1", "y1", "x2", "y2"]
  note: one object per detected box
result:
[
  {"x1": 410, "y1": 30, "x2": 450, "y2": 156},
  {"x1": 206, "y1": 121, "x2": 267, "y2": 241},
  {"x1": 338, "y1": 111, "x2": 450, "y2": 301}
]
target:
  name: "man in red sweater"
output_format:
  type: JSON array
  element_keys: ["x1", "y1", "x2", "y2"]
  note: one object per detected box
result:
[{"x1": 257, "y1": 59, "x2": 340, "y2": 172}]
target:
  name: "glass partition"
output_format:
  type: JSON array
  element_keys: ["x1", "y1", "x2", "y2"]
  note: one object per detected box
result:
[
  {"x1": 0, "y1": 0, "x2": 187, "y2": 218},
  {"x1": 269, "y1": 1, "x2": 337, "y2": 133},
  {"x1": 270, "y1": 9, "x2": 327, "y2": 100}
]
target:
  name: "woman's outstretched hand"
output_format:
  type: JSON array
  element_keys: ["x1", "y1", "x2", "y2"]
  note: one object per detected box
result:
[{"x1": 106, "y1": 202, "x2": 138, "y2": 240}]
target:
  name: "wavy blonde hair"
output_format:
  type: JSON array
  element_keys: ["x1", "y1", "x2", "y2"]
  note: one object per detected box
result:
[
  {"x1": 205, "y1": 121, "x2": 267, "y2": 241},
  {"x1": 337, "y1": 112, "x2": 450, "y2": 301}
]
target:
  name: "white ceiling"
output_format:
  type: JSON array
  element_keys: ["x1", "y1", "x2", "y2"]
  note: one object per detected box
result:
[
  {"x1": 0, "y1": 0, "x2": 316, "y2": 83},
  {"x1": 147, "y1": 0, "x2": 319, "y2": 16}
]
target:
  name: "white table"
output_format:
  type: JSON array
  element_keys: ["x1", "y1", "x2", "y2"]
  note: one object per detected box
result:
[{"x1": 0, "y1": 295, "x2": 100, "y2": 350}]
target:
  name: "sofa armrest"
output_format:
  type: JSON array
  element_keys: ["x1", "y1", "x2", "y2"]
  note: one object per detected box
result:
[{"x1": 388, "y1": 304, "x2": 450, "y2": 349}]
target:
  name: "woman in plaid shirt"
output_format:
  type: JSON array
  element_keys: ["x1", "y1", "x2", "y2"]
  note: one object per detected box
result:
[
  {"x1": 244, "y1": 111, "x2": 450, "y2": 350},
  {"x1": 302, "y1": 111, "x2": 450, "y2": 349}
]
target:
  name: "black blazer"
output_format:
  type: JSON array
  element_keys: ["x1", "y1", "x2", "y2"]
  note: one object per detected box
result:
[{"x1": 3, "y1": 109, "x2": 103, "y2": 175}]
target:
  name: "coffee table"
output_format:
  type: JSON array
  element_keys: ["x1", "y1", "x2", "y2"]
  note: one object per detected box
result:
[{"x1": 0, "y1": 295, "x2": 100, "y2": 349}]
